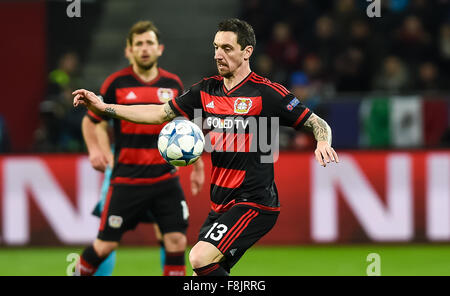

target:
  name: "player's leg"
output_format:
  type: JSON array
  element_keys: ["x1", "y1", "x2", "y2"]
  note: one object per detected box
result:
[
  {"x1": 190, "y1": 205, "x2": 279, "y2": 276},
  {"x1": 189, "y1": 241, "x2": 226, "y2": 276},
  {"x1": 189, "y1": 210, "x2": 227, "y2": 276},
  {"x1": 139, "y1": 211, "x2": 166, "y2": 270},
  {"x1": 153, "y1": 224, "x2": 166, "y2": 270},
  {"x1": 150, "y1": 178, "x2": 189, "y2": 276},
  {"x1": 76, "y1": 239, "x2": 118, "y2": 276},
  {"x1": 93, "y1": 239, "x2": 119, "y2": 257},
  {"x1": 139, "y1": 209, "x2": 166, "y2": 271},
  {"x1": 76, "y1": 185, "x2": 141, "y2": 275},
  {"x1": 94, "y1": 249, "x2": 116, "y2": 276},
  {"x1": 93, "y1": 165, "x2": 117, "y2": 276},
  {"x1": 162, "y1": 231, "x2": 187, "y2": 276}
]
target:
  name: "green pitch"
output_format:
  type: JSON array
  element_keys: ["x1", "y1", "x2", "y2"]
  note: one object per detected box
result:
[{"x1": 0, "y1": 245, "x2": 449, "y2": 276}]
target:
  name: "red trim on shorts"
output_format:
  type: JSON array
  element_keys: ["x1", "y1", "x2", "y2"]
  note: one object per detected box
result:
[
  {"x1": 221, "y1": 210, "x2": 259, "y2": 253},
  {"x1": 218, "y1": 209, "x2": 259, "y2": 253},
  {"x1": 211, "y1": 200, "x2": 280, "y2": 213},
  {"x1": 99, "y1": 186, "x2": 113, "y2": 231},
  {"x1": 217, "y1": 209, "x2": 254, "y2": 251},
  {"x1": 111, "y1": 171, "x2": 178, "y2": 185}
]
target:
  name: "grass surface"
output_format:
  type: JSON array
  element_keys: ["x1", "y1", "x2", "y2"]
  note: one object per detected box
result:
[{"x1": 0, "y1": 245, "x2": 449, "y2": 276}]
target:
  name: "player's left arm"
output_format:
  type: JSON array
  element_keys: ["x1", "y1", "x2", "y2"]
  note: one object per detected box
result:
[{"x1": 302, "y1": 113, "x2": 339, "y2": 167}]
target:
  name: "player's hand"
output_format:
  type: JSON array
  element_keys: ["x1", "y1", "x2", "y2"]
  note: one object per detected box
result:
[
  {"x1": 73, "y1": 89, "x2": 106, "y2": 113},
  {"x1": 190, "y1": 160, "x2": 205, "y2": 196},
  {"x1": 88, "y1": 148, "x2": 109, "y2": 172},
  {"x1": 315, "y1": 141, "x2": 339, "y2": 167}
]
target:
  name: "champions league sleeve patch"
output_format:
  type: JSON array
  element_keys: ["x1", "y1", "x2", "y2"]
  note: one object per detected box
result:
[{"x1": 286, "y1": 97, "x2": 300, "y2": 111}]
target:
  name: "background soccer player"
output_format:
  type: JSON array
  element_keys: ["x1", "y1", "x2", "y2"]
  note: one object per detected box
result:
[
  {"x1": 76, "y1": 20, "x2": 205, "y2": 276},
  {"x1": 83, "y1": 41, "x2": 168, "y2": 276},
  {"x1": 73, "y1": 18, "x2": 338, "y2": 276}
]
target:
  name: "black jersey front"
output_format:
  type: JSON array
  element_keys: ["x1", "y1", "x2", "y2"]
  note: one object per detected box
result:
[{"x1": 169, "y1": 72, "x2": 312, "y2": 213}]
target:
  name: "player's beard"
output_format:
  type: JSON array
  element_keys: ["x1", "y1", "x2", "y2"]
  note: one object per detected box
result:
[
  {"x1": 217, "y1": 64, "x2": 232, "y2": 78},
  {"x1": 219, "y1": 71, "x2": 232, "y2": 79},
  {"x1": 136, "y1": 59, "x2": 156, "y2": 71}
]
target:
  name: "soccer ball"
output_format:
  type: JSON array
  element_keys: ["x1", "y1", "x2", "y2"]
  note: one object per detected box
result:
[{"x1": 158, "y1": 119, "x2": 205, "y2": 166}]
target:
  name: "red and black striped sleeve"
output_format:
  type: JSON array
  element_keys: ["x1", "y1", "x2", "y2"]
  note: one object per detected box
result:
[
  {"x1": 86, "y1": 109, "x2": 104, "y2": 123},
  {"x1": 263, "y1": 85, "x2": 312, "y2": 129},
  {"x1": 168, "y1": 80, "x2": 203, "y2": 120}
]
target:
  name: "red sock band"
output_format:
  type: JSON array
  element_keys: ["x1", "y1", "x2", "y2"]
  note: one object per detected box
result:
[
  {"x1": 164, "y1": 251, "x2": 186, "y2": 276},
  {"x1": 163, "y1": 264, "x2": 186, "y2": 276},
  {"x1": 193, "y1": 263, "x2": 229, "y2": 276},
  {"x1": 76, "y1": 257, "x2": 97, "y2": 276}
]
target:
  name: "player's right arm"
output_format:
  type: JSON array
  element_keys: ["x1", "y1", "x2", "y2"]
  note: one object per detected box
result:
[
  {"x1": 302, "y1": 113, "x2": 339, "y2": 167},
  {"x1": 73, "y1": 89, "x2": 175, "y2": 124},
  {"x1": 81, "y1": 115, "x2": 110, "y2": 172},
  {"x1": 95, "y1": 120, "x2": 114, "y2": 167}
]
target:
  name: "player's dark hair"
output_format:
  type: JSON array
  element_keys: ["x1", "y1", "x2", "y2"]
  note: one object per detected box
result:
[
  {"x1": 217, "y1": 18, "x2": 256, "y2": 50},
  {"x1": 128, "y1": 20, "x2": 161, "y2": 45}
]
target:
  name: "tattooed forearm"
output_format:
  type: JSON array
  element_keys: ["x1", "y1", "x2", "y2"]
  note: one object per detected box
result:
[
  {"x1": 96, "y1": 103, "x2": 169, "y2": 124},
  {"x1": 163, "y1": 103, "x2": 177, "y2": 121},
  {"x1": 303, "y1": 114, "x2": 332, "y2": 145},
  {"x1": 104, "y1": 106, "x2": 117, "y2": 117}
]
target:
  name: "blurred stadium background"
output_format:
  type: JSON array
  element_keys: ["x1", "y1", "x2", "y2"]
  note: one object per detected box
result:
[{"x1": 0, "y1": 0, "x2": 449, "y2": 276}]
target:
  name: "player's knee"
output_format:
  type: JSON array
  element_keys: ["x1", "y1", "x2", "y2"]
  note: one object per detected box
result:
[
  {"x1": 189, "y1": 243, "x2": 215, "y2": 269},
  {"x1": 189, "y1": 248, "x2": 205, "y2": 269},
  {"x1": 93, "y1": 240, "x2": 118, "y2": 258},
  {"x1": 163, "y1": 232, "x2": 186, "y2": 251}
]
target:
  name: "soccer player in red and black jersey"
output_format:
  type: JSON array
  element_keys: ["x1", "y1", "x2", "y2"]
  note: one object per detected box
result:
[
  {"x1": 76, "y1": 21, "x2": 205, "y2": 276},
  {"x1": 73, "y1": 18, "x2": 339, "y2": 276}
]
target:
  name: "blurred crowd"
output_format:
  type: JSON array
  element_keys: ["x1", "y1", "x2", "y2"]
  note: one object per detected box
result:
[
  {"x1": 242, "y1": 0, "x2": 450, "y2": 150},
  {"x1": 33, "y1": 51, "x2": 86, "y2": 152},
  {"x1": 245, "y1": 0, "x2": 450, "y2": 96},
  {"x1": 32, "y1": 0, "x2": 450, "y2": 153},
  {"x1": 32, "y1": 0, "x2": 102, "y2": 153}
]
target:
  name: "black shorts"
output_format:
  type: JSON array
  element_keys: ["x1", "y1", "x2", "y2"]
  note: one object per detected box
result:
[
  {"x1": 92, "y1": 201, "x2": 157, "y2": 223},
  {"x1": 198, "y1": 205, "x2": 279, "y2": 272},
  {"x1": 98, "y1": 177, "x2": 189, "y2": 242}
]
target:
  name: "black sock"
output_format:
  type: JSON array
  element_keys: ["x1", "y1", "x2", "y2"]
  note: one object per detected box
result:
[
  {"x1": 193, "y1": 263, "x2": 229, "y2": 276},
  {"x1": 165, "y1": 251, "x2": 184, "y2": 265},
  {"x1": 76, "y1": 245, "x2": 105, "y2": 276},
  {"x1": 164, "y1": 251, "x2": 185, "y2": 276}
]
